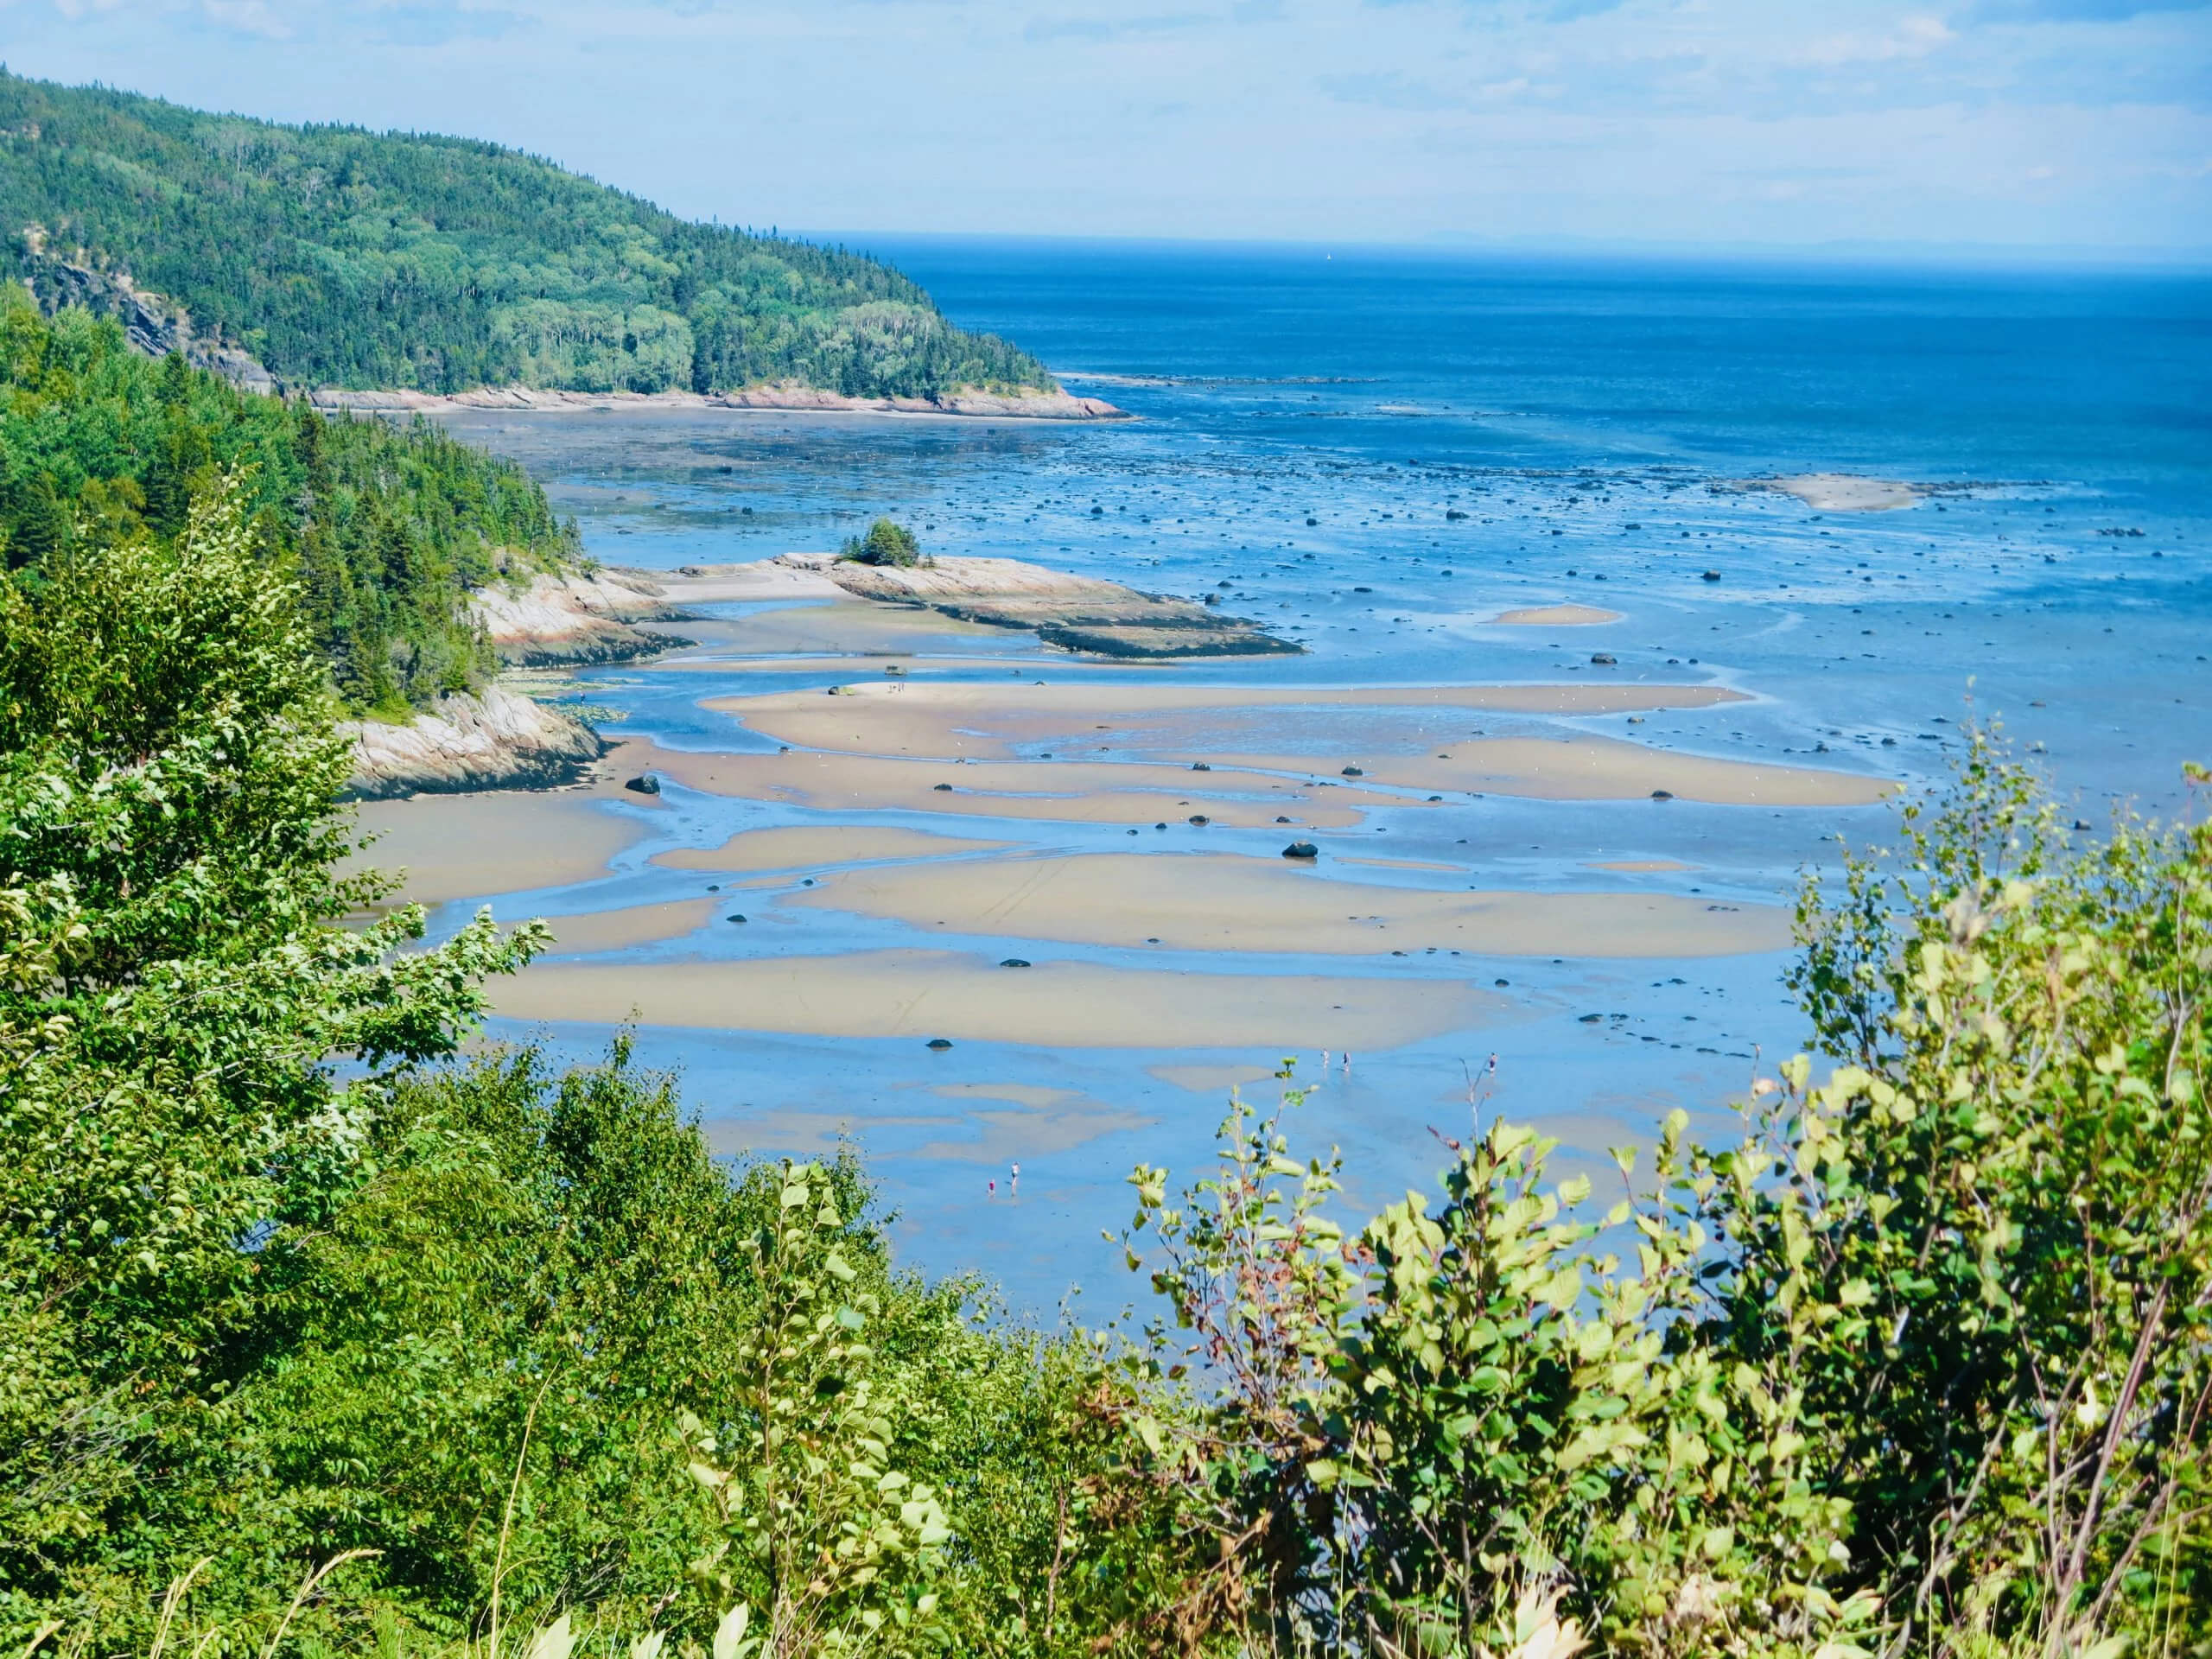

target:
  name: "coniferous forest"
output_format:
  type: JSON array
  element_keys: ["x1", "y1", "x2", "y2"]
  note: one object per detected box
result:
[{"x1": 0, "y1": 73, "x2": 1053, "y2": 401}]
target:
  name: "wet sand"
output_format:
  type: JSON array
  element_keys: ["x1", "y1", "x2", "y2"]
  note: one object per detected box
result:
[
  {"x1": 1767, "y1": 474, "x2": 1921, "y2": 512},
  {"x1": 347, "y1": 779, "x2": 657, "y2": 905},
  {"x1": 783, "y1": 850, "x2": 1792, "y2": 957},
  {"x1": 653, "y1": 824, "x2": 1012, "y2": 873},
  {"x1": 1207, "y1": 736, "x2": 1897, "y2": 807},
  {"x1": 494, "y1": 949, "x2": 1514, "y2": 1049},
  {"x1": 1147, "y1": 1063, "x2": 1281, "y2": 1096},
  {"x1": 706, "y1": 679, "x2": 1749, "y2": 762},
  {"x1": 1491, "y1": 604, "x2": 1625, "y2": 626},
  {"x1": 538, "y1": 897, "x2": 720, "y2": 953},
  {"x1": 624, "y1": 738, "x2": 1381, "y2": 827}
]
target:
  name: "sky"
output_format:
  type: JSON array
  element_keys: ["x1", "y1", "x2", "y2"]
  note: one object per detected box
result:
[{"x1": 2, "y1": 0, "x2": 2207, "y2": 255}]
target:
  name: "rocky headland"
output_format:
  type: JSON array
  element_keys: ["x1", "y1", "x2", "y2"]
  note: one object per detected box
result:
[
  {"x1": 314, "y1": 383, "x2": 1129, "y2": 422},
  {"x1": 342, "y1": 683, "x2": 607, "y2": 800},
  {"x1": 472, "y1": 567, "x2": 694, "y2": 667}
]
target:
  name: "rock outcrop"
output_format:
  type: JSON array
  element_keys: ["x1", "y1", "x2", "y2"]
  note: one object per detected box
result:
[
  {"x1": 343, "y1": 684, "x2": 607, "y2": 799},
  {"x1": 792, "y1": 553, "x2": 1300, "y2": 658},
  {"x1": 471, "y1": 568, "x2": 691, "y2": 666},
  {"x1": 19, "y1": 235, "x2": 276, "y2": 394}
]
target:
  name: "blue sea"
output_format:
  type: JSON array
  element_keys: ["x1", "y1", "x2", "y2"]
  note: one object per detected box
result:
[{"x1": 435, "y1": 240, "x2": 2212, "y2": 1309}]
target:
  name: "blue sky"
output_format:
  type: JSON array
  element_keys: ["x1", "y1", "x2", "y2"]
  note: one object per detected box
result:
[{"x1": 3, "y1": 0, "x2": 2206, "y2": 253}]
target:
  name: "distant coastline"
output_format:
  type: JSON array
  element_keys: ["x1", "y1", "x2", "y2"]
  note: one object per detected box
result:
[{"x1": 312, "y1": 382, "x2": 1132, "y2": 422}]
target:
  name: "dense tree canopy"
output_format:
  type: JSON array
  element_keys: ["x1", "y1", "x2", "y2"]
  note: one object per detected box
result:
[
  {"x1": 0, "y1": 292, "x2": 578, "y2": 715},
  {"x1": 0, "y1": 72, "x2": 1055, "y2": 399}
]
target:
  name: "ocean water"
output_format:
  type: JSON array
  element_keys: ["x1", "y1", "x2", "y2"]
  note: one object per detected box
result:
[{"x1": 433, "y1": 241, "x2": 2212, "y2": 1309}]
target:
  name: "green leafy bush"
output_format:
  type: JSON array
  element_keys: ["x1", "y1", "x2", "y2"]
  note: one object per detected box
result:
[
  {"x1": 1115, "y1": 740, "x2": 2210, "y2": 1656},
  {"x1": 837, "y1": 520, "x2": 925, "y2": 569}
]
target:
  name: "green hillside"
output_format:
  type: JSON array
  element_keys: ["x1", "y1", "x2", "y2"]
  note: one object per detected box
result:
[
  {"x1": 0, "y1": 71, "x2": 1053, "y2": 399},
  {"x1": 0, "y1": 290, "x2": 576, "y2": 715}
]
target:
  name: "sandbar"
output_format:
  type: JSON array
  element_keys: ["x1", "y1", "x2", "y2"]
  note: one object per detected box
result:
[
  {"x1": 348, "y1": 782, "x2": 655, "y2": 906},
  {"x1": 661, "y1": 601, "x2": 1019, "y2": 659},
  {"x1": 537, "y1": 897, "x2": 720, "y2": 954},
  {"x1": 623, "y1": 739, "x2": 1379, "y2": 828},
  {"x1": 706, "y1": 679, "x2": 1748, "y2": 764},
  {"x1": 1490, "y1": 605, "x2": 1624, "y2": 626},
  {"x1": 784, "y1": 851, "x2": 1792, "y2": 958},
  {"x1": 1766, "y1": 474, "x2": 1920, "y2": 512},
  {"x1": 1207, "y1": 735, "x2": 1896, "y2": 807},
  {"x1": 653, "y1": 824, "x2": 1011, "y2": 873},
  {"x1": 1589, "y1": 859, "x2": 1697, "y2": 873},
  {"x1": 494, "y1": 949, "x2": 1510, "y2": 1049}
]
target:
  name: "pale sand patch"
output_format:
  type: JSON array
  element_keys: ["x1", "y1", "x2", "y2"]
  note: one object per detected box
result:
[
  {"x1": 625, "y1": 739, "x2": 1378, "y2": 828},
  {"x1": 1208, "y1": 736, "x2": 1897, "y2": 808},
  {"x1": 1491, "y1": 604, "x2": 1625, "y2": 626},
  {"x1": 655, "y1": 561, "x2": 849, "y2": 602},
  {"x1": 1588, "y1": 859, "x2": 1697, "y2": 873},
  {"x1": 706, "y1": 679, "x2": 1746, "y2": 763},
  {"x1": 1149, "y1": 1063, "x2": 1282, "y2": 1096},
  {"x1": 653, "y1": 824, "x2": 1012, "y2": 874},
  {"x1": 1769, "y1": 474, "x2": 1921, "y2": 512},
  {"x1": 537, "y1": 898, "x2": 720, "y2": 954},
  {"x1": 785, "y1": 851, "x2": 1791, "y2": 959},
  {"x1": 658, "y1": 654, "x2": 1119, "y2": 676},
  {"x1": 494, "y1": 950, "x2": 1508, "y2": 1049},
  {"x1": 347, "y1": 784, "x2": 654, "y2": 906}
]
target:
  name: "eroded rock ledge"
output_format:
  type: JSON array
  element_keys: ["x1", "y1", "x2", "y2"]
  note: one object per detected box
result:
[
  {"x1": 785, "y1": 552, "x2": 1301, "y2": 658},
  {"x1": 343, "y1": 684, "x2": 607, "y2": 800},
  {"x1": 472, "y1": 568, "x2": 692, "y2": 667}
]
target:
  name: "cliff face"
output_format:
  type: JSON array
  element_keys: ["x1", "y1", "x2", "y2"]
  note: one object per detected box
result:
[
  {"x1": 19, "y1": 239, "x2": 276, "y2": 393},
  {"x1": 342, "y1": 684, "x2": 607, "y2": 799}
]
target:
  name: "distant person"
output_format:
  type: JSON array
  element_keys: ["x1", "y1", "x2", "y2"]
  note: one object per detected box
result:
[{"x1": 1010, "y1": 1161, "x2": 1020, "y2": 1195}]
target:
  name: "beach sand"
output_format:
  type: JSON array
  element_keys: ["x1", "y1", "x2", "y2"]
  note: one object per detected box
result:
[
  {"x1": 347, "y1": 777, "x2": 658, "y2": 905},
  {"x1": 1490, "y1": 605, "x2": 1625, "y2": 626},
  {"x1": 538, "y1": 897, "x2": 721, "y2": 953},
  {"x1": 782, "y1": 850, "x2": 1792, "y2": 957},
  {"x1": 706, "y1": 679, "x2": 1747, "y2": 763},
  {"x1": 623, "y1": 739, "x2": 1381, "y2": 827},
  {"x1": 1147, "y1": 1063, "x2": 1281, "y2": 1096},
  {"x1": 652, "y1": 824, "x2": 1012, "y2": 873},
  {"x1": 494, "y1": 949, "x2": 1513, "y2": 1049}
]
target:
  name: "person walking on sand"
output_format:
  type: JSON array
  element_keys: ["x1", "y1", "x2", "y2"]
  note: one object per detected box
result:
[
  {"x1": 1010, "y1": 1161, "x2": 1020, "y2": 1196},
  {"x1": 1343, "y1": 1051, "x2": 1352, "y2": 1076}
]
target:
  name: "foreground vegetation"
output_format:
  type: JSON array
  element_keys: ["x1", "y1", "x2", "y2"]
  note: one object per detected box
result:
[
  {"x1": 0, "y1": 294, "x2": 577, "y2": 715},
  {"x1": 0, "y1": 71, "x2": 1053, "y2": 400},
  {"x1": 1, "y1": 474, "x2": 2203, "y2": 1656}
]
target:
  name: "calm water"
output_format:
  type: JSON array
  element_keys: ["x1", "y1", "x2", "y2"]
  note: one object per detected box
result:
[{"x1": 437, "y1": 241, "x2": 2212, "y2": 1308}]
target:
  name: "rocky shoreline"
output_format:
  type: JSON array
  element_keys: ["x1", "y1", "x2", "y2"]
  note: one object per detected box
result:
[
  {"x1": 342, "y1": 683, "x2": 608, "y2": 800},
  {"x1": 315, "y1": 382, "x2": 1130, "y2": 423},
  {"x1": 472, "y1": 567, "x2": 695, "y2": 667}
]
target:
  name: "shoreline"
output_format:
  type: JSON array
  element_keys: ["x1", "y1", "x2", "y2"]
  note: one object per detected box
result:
[{"x1": 312, "y1": 382, "x2": 1132, "y2": 423}]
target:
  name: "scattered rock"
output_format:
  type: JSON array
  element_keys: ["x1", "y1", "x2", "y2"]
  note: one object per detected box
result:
[
  {"x1": 1650, "y1": 789, "x2": 1675, "y2": 801},
  {"x1": 1000, "y1": 957, "x2": 1032, "y2": 969},
  {"x1": 1281, "y1": 842, "x2": 1319, "y2": 860},
  {"x1": 1191, "y1": 761, "x2": 1211, "y2": 771},
  {"x1": 1590, "y1": 653, "x2": 1617, "y2": 665},
  {"x1": 1188, "y1": 814, "x2": 1211, "y2": 826},
  {"x1": 726, "y1": 913, "x2": 747, "y2": 924},
  {"x1": 1341, "y1": 765, "x2": 1364, "y2": 777},
  {"x1": 926, "y1": 1038, "x2": 954, "y2": 1050},
  {"x1": 934, "y1": 782, "x2": 955, "y2": 791},
  {"x1": 624, "y1": 773, "x2": 661, "y2": 796},
  {"x1": 1701, "y1": 570, "x2": 1722, "y2": 582}
]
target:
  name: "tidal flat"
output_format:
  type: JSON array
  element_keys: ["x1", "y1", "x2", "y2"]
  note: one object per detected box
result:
[{"x1": 359, "y1": 248, "x2": 2212, "y2": 1307}]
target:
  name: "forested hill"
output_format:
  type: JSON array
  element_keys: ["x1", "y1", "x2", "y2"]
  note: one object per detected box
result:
[
  {"x1": 0, "y1": 72, "x2": 1054, "y2": 400},
  {"x1": 0, "y1": 290, "x2": 577, "y2": 716}
]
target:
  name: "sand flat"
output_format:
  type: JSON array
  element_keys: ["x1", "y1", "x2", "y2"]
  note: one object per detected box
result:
[
  {"x1": 348, "y1": 784, "x2": 655, "y2": 905},
  {"x1": 538, "y1": 897, "x2": 721, "y2": 954},
  {"x1": 1491, "y1": 604, "x2": 1625, "y2": 626},
  {"x1": 653, "y1": 824, "x2": 1012, "y2": 873},
  {"x1": 624, "y1": 739, "x2": 1378, "y2": 827},
  {"x1": 493, "y1": 949, "x2": 1510, "y2": 1049},
  {"x1": 1589, "y1": 859, "x2": 1697, "y2": 873},
  {"x1": 783, "y1": 851, "x2": 1791, "y2": 958},
  {"x1": 1208, "y1": 735, "x2": 1897, "y2": 807},
  {"x1": 706, "y1": 679, "x2": 1747, "y2": 762},
  {"x1": 669, "y1": 600, "x2": 1020, "y2": 658}
]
